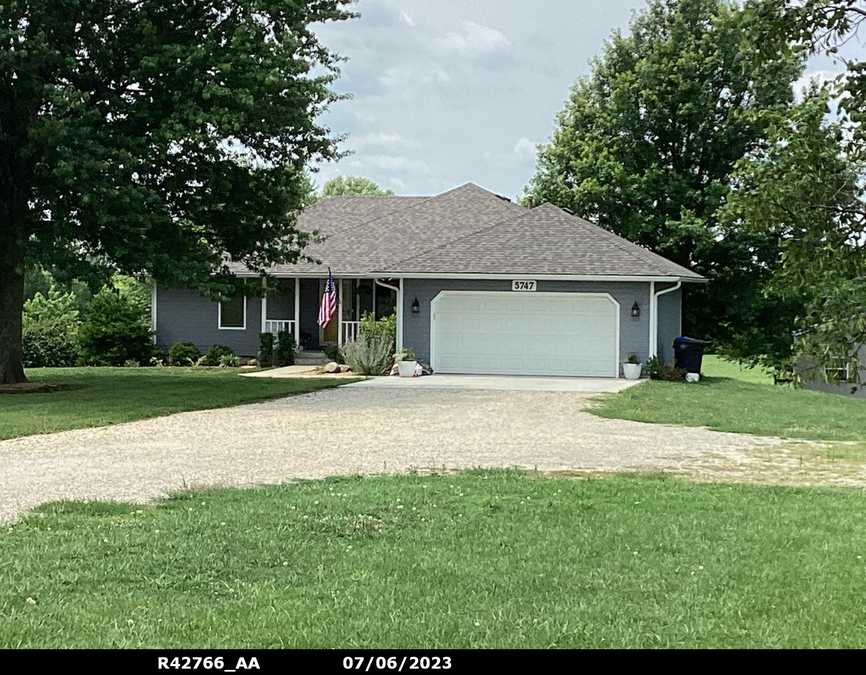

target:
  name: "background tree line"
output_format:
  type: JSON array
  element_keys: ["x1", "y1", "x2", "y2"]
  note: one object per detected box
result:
[{"x1": 526, "y1": 0, "x2": 865, "y2": 376}]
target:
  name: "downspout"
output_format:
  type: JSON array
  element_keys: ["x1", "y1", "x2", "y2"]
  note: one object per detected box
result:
[
  {"x1": 260, "y1": 277, "x2": 267, "y2": 335},
  {"x1": 151, "y1": 278, "x2": 158, "y2": 345},
  {"x1": 648, "y1": 281, "x2": 654, "y2": 359},
  {"x1": 651, "y1": 280, "x2": 682, "y2": 358},
  {"x1": 375, "y1": 279, "x2": 401, "y2": 352}
]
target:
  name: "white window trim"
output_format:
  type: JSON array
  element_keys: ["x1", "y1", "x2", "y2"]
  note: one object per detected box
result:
[
  {"x1": 824, "y1": 363, "x2": 852, "y2": 382},
  {"x1": 218, "y1": 294, "x2": 247, "y2": 331}
]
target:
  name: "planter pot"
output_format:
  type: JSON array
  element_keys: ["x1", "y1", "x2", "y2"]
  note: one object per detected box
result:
[
  {"x1": 397, "y1": 360, "x2": 418, "y2": 377},
  {"x1": 622, "y1": 362, "x2": 642, "y2": 380}
]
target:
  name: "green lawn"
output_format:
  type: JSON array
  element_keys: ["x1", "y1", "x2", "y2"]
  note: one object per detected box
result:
[
  {"x1": 0, "y1": 368, "x2": 359, "y2": 440},
  {"x1": 591, "y1": 355, "x2": 866, "y2": 442},
  {"x1": 3, "y1": 470, "x2": 866, "y2": 648}
]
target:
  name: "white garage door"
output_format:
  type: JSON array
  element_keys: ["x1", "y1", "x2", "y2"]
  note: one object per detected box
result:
[{"x1": 430, "y1": 291, "x2": 619, "y2": 377}]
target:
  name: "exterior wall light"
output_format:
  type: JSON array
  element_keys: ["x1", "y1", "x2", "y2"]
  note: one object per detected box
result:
[
  {"x1": 631, "y1": 302, "x2": 641, "y2": 318},
  {"x1": 411, "y1": 297, "x2": 420, "y2": 314}
]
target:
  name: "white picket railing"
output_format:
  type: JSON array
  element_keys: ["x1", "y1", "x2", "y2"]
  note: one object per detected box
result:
[
  {"x1": 342, "y1": 321, "x2": 360, "y2": 345},
  {"x1": 264, "y1": 319, "x2": 295, "y2": 336}
]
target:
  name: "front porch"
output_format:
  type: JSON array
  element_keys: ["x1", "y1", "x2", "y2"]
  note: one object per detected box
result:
[{"x1": 260, "y1": 277, "x2": 398, "y2": 350}]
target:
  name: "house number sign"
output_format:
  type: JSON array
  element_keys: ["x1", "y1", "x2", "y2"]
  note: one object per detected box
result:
[{"x1": 511, "y1": 280, "x2": 537, "y2": 291}]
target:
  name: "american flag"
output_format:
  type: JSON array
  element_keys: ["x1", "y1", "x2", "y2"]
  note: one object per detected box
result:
[{"x1": 318, "y1": 269, "x2": 337, "y2": 328}]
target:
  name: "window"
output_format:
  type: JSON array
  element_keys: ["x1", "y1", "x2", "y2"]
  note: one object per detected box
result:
[
  {"x1": 219, "y1": 294, "x2": 246, "y2": 330},
  {"x1": 824, "y1": 359, "x2": 854, "y2": 383}
]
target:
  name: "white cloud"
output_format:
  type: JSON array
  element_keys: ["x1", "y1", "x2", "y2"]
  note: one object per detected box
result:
[
  {"x1": 350, "y1": 132, "x2": 423, "y2": 150},
  {"x1": 512, "y1": 136, "x2": 537, "y2": 163},
  {"x1": 399, "y1": 10, "x2": 416, "y2": 27},
  {"x1": 431, "y1": 21, "x2": 512, "y2": 57},
  {"x1": 348, "y1": 154, "x2": 431, "y2": 174},
  {"x1": 377, "y1": 66, "x2": 451, "y2": 93}
]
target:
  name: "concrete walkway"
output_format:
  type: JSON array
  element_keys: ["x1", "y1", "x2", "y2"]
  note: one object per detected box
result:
[{"x1": 346, "y1": 374, "x2": 642, "y2": 393}]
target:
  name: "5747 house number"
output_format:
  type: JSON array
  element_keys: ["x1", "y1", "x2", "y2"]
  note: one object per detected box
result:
[{"x1": 511, "y1": 280, "x2": 537, "y2": 291}]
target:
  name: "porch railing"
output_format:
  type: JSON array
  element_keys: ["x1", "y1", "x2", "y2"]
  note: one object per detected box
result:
[
  {"x1": 264, "y1": 319, "x2": 295, "y2": 336},
  {"x1": 342, "y1": 321, "x2": 360, "y2": 345}
]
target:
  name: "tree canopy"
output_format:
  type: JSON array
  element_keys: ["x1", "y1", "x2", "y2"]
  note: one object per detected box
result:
[
  {"x1": 728, "y1": 1, "x2": 866, "y2": 377},
  {"x1": 320, "y1": 175, "x2": 394, "y2": 197},
  {"x1": 525, "y1": 0, "x2": 803, "y2": 356},
  {"x1": 0, "y1": 0, "x2": 355, "y2": 383}
]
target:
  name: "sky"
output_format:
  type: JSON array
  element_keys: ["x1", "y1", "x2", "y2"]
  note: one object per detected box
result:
[{"x1": 310, "y1": 0, "x2": 851, "y2": 200}]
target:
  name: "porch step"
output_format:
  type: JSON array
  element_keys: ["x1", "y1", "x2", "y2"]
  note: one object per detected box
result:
[{"x1": 294, "y1": 350, "x2": 329, "y2": 366}]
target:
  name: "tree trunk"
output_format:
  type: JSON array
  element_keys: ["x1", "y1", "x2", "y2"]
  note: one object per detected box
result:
[{"x1": 0, "y1": 229, "x2": 27, "y2": 384}]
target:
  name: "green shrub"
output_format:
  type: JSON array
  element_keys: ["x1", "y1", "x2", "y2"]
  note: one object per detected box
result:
[
  {"x1": 275, "y1": 331, "x2": 295, "y2": 366},
  {"x1": 22, "y1": 288, "x2": 81, "y2": 367},
  {"x1": 258, "y1": 332, "x2": 275, "y2": 368},
  {"x1": 168, "y1": 342, "x2": 201, "y2": 366},
  {"x1": 149, "y1": 345, "x2": 167, "y2": 366},
  {"x1": 204, "y1": 344, "x2": 235, "y2": 366},
  {"x1": 341, "y1": 334, "x2": 393, "y2": 375},
  {"x1": 359, "y1": 311, "x2": 396, "y2": 350},
  {"x1": 218, "y1": 353, "x2": 240, "y2": 368},
  {"x1": 78, "y1": 288, "x2": 153, "y2": 366}
]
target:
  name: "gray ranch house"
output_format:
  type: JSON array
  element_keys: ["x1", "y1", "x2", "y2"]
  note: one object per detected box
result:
[{"x1": 153, "y1": 183, "x2": 705, "y2": 377}]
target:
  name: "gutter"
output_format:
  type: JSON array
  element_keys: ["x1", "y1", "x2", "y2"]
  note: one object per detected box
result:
[
  {"x1": 375, "y1": 279, "x2": 402, "y2": 352},
  {"x1": 650, "y1": 280, "x2": 682, "y2": 358}
]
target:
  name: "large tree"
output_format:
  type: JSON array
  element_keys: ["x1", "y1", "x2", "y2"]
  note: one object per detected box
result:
[
  {"x1": 525, "y1": 0, "x2": 803, "y2": 349},
  {"x1": 731, "y1": 1, "x2": 866, "y2": 376},
  {"x1": 320, "y1": 175, "x2": 394, "y2": 197},
  {"x1": 725, "y1": 91, "x2": 864, "y2": 376},
  {"x1": 0, "y1": 0, "x2": 354, "y2": 384}
]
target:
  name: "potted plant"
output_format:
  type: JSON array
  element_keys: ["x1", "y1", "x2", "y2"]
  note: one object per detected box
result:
[
  {"x1": 645, "y1": 355, "x2": 663, "y2": 380},
  {"x1": 394, "y1": 348, "x2": 417, "y2": 377},
  {"x1": 622, "y1": 352, "x2": 642, "y2": 380}
]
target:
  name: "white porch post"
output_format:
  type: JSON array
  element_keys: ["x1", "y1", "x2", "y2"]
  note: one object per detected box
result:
[
  {"x1": 261, "y1": 277, "x2": 267, "y2": 334},
  {"x1": 294, "y1": 277, "x2": 300, "y2": 340},
  {"x1": 396, "y1": 280, "x2": 403, "y2": 353},
  {"x1": 337, "y1": 278, "x2": 344, "y2": 347}
]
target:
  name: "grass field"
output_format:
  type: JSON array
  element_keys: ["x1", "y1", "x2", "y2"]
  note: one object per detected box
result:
[
  {"x1": 0, "y1": 368, "x2": 358, "y2": 440},
  {"x1": 3, "y1": 470, "x2": 866, "y2": 648},
  {"x1": 591, "y1": 355, "x2": 866, "y2": 443}
]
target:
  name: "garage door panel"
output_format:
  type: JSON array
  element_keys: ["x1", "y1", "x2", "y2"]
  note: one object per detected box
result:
[{"x1": 431, "y1": 292, "x2": 618, "y2": 377}]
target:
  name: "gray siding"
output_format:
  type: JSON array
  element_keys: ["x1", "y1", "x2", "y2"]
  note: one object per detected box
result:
[
  {"x1": 656, "y1": 286, "x2": 682, "y2": 363},
  {"x1": 401, "y1": 278, "x2": 652, "y2": 366},
  {"x1": 155, "y1": 287, "x2": 262, "y2": 356},
  {"x1": 797, "y1": 347, "x2": 866, "y2": 398}
]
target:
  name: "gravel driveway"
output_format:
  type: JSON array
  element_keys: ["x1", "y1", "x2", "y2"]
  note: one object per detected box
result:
[{"x1": 0, "y1": 387, "x2": 804, "y2": 522}]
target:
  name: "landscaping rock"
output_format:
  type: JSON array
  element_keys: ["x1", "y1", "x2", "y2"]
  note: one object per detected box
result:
[
  {"x1": 323, "y1": 361, "x2": 340, "y2": 373},
  {"x1": 339, "y1": 365, "x2": 351, "y2": 373}
]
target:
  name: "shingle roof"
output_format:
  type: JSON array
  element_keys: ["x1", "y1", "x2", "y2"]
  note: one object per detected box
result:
[
  {"x1": 379, "y1": 202, "x2": 703, "y2": 279},
  {"x1": 229, "y1": 183, "x2": 703, "y2": 280}
]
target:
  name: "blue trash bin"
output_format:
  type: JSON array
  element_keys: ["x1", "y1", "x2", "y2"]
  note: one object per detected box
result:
[{"x1": 673, "y1": 337, "x2": 712, "y2": 374}]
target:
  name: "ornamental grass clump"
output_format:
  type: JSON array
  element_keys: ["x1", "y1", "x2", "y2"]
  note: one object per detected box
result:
[{"x1": 341, "y1": 334, "x2": 392, "y2": 375}]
